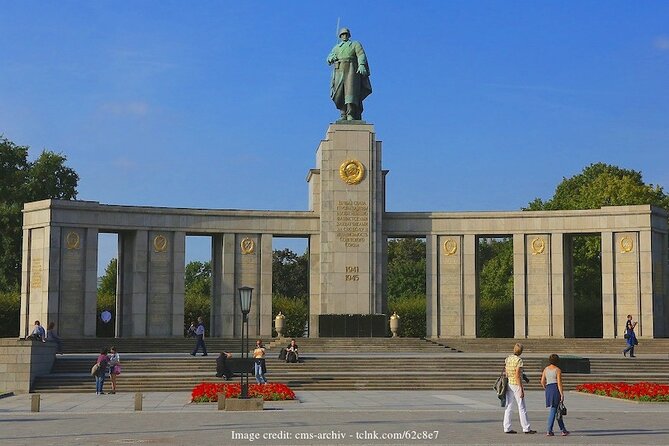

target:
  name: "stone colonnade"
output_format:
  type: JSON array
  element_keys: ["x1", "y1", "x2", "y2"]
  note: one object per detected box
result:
[
  {"x1": 385, "y1": 206, "x2": 669, "y2": 339},
  {"x1": 21, "y1": 200, "x2": 668, "y2": 339},
  {"x1": 20, "y1": 202, "x2": 319, "y2": 339},
  {"x1": 20, "y1": 124, "x2": 669, "y2": 339}
]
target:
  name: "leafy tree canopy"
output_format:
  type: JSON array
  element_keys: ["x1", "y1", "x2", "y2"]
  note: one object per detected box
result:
[
  {"x1": 98, "y1": 258, "x2": 117, "y2": 296},
  {"x1": 185, "y1": 261, "x2": 211, "y2": 297},
  {"x1": 0, "y1": 136, "x2": 79, "y2": 291},
  {"x1": 387, "y1": 238, "x2": 426, "y2": 300},
  {"x1": 272, "y1": 248, "x2": 308, "y2": 298},
  {"x1": 526, "y1": 163, "x2": 669, "y2": 211}
]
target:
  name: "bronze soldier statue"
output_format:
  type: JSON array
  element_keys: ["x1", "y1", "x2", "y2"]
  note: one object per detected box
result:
[{"x1": 327, "y1": 27, "x2": 372, "y2": 121}]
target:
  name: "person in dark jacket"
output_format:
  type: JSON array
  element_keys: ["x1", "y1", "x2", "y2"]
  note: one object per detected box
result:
[
  {"x1": 216, "y1": 352, "x2": 233, "y2": 380},
  {"x1": 285, "y1": 339, "x2": 299, "y2": 363}
]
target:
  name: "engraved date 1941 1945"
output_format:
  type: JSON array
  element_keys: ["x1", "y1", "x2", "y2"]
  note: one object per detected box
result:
[{"x1": 345, "y1": 265, "x2": 360, "y2": 281}]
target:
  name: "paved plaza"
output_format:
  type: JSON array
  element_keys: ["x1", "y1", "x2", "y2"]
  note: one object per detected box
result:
[{"x1": 1, "y1": 390, "x2": 668, "y2": 445}]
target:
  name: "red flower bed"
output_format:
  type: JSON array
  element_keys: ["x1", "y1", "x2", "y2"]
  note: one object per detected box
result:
[
  {"x1": 577, "y1": 382, "x2": 669, "y2": 402},
  {"x1": 191, "y1": 382, "x2": 296, "y2": 402}
]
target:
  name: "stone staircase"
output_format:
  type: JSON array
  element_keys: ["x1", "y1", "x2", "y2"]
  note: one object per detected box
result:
[
  {"x1": 429, "y1": 338, "x2": 669, "y2": 355},
  {"x1": 31, "y1": 337, "x2": 669, "y2": 393}
]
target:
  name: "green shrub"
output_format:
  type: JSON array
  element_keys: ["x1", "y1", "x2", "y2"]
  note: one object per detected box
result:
[
  {"x1": 272, "y1": 294, "x2": 308, "y2": 338},
  {"x1": 478, "y1": 297, "x2": 513, "y2": 337},
  {"x1": 388, "y1": 295, "x2": 426, "y2": 337},
  {"x1": 0, "y1": 290, "x2": 20, "y2": 337}
]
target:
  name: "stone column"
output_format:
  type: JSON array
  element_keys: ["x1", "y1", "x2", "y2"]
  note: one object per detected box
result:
[
  {"x1": 145, "y1": 231, "x2": 181, "y2": 337},
  {"x1": 171, "y1": 232, "x2": 186, "y2": 337},
  {"x1": 550, "y1": 233, "x2": 566, "y2": 338},
  {"x1": 83, "y1": 228, "x2": 99, "y2": 337},
  {"x1": 235, "y1": 234, "x2": 261, "y2": 337},
  {"x1": 212, "y1": 234, "x2": 236, "y2": 337},
  {"x1": 462, "y1": 234, "x2": 477, "y2": 337},
  {"x1": 425, "y1": 234, "x2": 439, "y2": 337},
  {"x1": 562, "y1": 235, "x2": 575, "y2": 338},
  {"x1": 613, "y1": 232, "x2": 641, "y2": 338},
  {"x1": 438, "y1": 235, "x2": 464, "y2": 337},
  {"x1": 120, "y1": 230, "x2": 148, "y2": 337},
  {"x1": 525, "y1": 234, "x2": 552, "y2": 337},
  {"x1": 513, "y1": 234, "x2": 527, "y2": 338},
  {"x1": 601, "y1": 231, "x2": 616, "y2": 338},
  {"x1": 316, "y1": 123, "x2": 381, "y2": 319},
  {"x1": 21, "y1": 227, "x2": 58, "y2": 338},
  {"x1": 260, "y1": 234, "x2": 273, "y2": 338},
  {"x1": 308, "y1": 234, "x2": 321, "y2": 337},
  {"x1": 58, "y1": 227, "x2": 97, "y2": 337}
]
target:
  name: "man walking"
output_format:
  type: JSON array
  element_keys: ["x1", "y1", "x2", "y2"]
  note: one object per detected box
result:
[
  {"x1": 190, "y1": 316, "x2": 208, "y2": 356},
  {"x1": 503, "y1": 343, "x2": 536, "y2": 434}
]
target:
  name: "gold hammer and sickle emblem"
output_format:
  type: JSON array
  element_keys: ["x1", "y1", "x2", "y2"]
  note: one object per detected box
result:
[
  {"x1": 241, "y1": 237, "x2": 256, "y2": 255},
  {"x1": 153, "y1": 235, "x2": 168, "y2": 252},
  {"x1": 531, "y1": 237, "x2": 545, "y2": 255},
  {"x1": 66, "y1": 231, "x2": 80, "y2": 250},
  {"x1": 443, "y1": 239, "x2": 458, "y2": 256},
  {"x1": 339, "y1": 159, "x2": 365, "y2": 185}
]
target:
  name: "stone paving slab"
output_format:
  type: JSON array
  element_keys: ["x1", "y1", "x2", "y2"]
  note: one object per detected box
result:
[{"x1": 0, "y1": 391, "x2": 668, "y2": 445}]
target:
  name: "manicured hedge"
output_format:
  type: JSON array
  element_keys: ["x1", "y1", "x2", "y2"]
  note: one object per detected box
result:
[{"x1": 388, "y1": 295, "x2": 426, "y2": 338}]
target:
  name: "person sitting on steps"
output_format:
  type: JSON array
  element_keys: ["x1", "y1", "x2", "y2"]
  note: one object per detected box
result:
[{"x1": 285, "y1": 339, "x2": 299, "y2": 363}]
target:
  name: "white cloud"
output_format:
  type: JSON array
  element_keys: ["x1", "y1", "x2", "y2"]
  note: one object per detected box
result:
[
  {"x1": 101, "y1": 101, "x2": 150, "y2": 117},
  {"x1": 654, "y1": 36, "x2": 669, "y2": 51}
]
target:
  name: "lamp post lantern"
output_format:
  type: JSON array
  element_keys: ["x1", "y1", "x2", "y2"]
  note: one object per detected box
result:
[{"x1": 238, "y1": 286, "x2": 253, "y2": 399}]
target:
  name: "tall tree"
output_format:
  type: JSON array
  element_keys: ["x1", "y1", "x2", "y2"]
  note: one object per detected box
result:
[{"x1": 0, "y1": 136, "x2": 79, "y2": 291}]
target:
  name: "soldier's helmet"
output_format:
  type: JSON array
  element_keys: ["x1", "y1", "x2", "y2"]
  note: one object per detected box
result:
[{"x1": 338, "y1": 27, "x2": 351, "y2": 38}]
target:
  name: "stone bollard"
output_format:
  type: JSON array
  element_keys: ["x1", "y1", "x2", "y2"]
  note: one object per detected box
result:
[
  {"x1": 217, "y1": 393, "x2": 226, "y2": 410},
  {"x1": 31, "y1": 394, "x2": 40, "y2": 412},
  {"x1": 134, "y1": 392, "x2": 143, "y2": 411}
]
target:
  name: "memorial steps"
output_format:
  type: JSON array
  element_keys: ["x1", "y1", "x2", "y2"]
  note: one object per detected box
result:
[
  {"x1": 429, "y1": 338, "x2": 669, "y2": 355},
  {"x1": 32, "y1": 338, "x2": 669, "y2": 393}
]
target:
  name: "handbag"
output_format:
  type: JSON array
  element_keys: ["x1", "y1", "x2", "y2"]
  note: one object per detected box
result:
[
  {"x1": 91, "y1": 362, "x2": 99, "y2": 376},
  {"x1": 558, "y1": 401, "x2": 567, "y2": 416},
  {"x1": 113, "y1": 364, "x2": 122, "y2": 375},
  {"x1": 624, "y1": 333, "x2": 630, "y2": 339}
]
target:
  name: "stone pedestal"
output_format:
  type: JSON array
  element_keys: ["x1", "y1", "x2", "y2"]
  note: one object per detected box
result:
[{"x1": 311, "y1": 123, "x2": 384, "y2": 333}]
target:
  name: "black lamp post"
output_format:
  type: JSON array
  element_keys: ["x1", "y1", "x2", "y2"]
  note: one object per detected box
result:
[{"x1": 238, "y1": 286, "x2": 253, "y2": 399}]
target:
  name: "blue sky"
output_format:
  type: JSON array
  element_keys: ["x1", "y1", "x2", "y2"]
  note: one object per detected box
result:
[{"x1": 2, "y1": 1, "x2": 668, "y2": 273}]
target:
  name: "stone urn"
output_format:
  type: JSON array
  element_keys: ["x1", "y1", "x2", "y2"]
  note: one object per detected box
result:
[
  {"x1": 274, "y1": 312, "x2": 286, "y2": 338},
  {"x1": 389, "y1": 312, "x2": 400, "y2": 337}
]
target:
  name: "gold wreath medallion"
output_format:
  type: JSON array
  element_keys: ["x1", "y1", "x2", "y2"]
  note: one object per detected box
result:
[
  {"x1": 66, "y1": 231, "x2": 80, "y2": 250},
  {"x1": 620, "y1": 236, "x2": 634, "y2": 253},
  {"x1": 240, "y1": 237, "x2": 256, "y2": 255},
  {"x1": 339, "y1": 159, "x2": 365, "y2": 185},
  {"x1": 443, "y1": 239, "x2": 458, "y2": 256},
  {"x1": 153, "y1": 235, "x2": 168, "y2": 252},
  {"x1": 531, "y1": 237, "x2": 545, "y2": 255}
]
